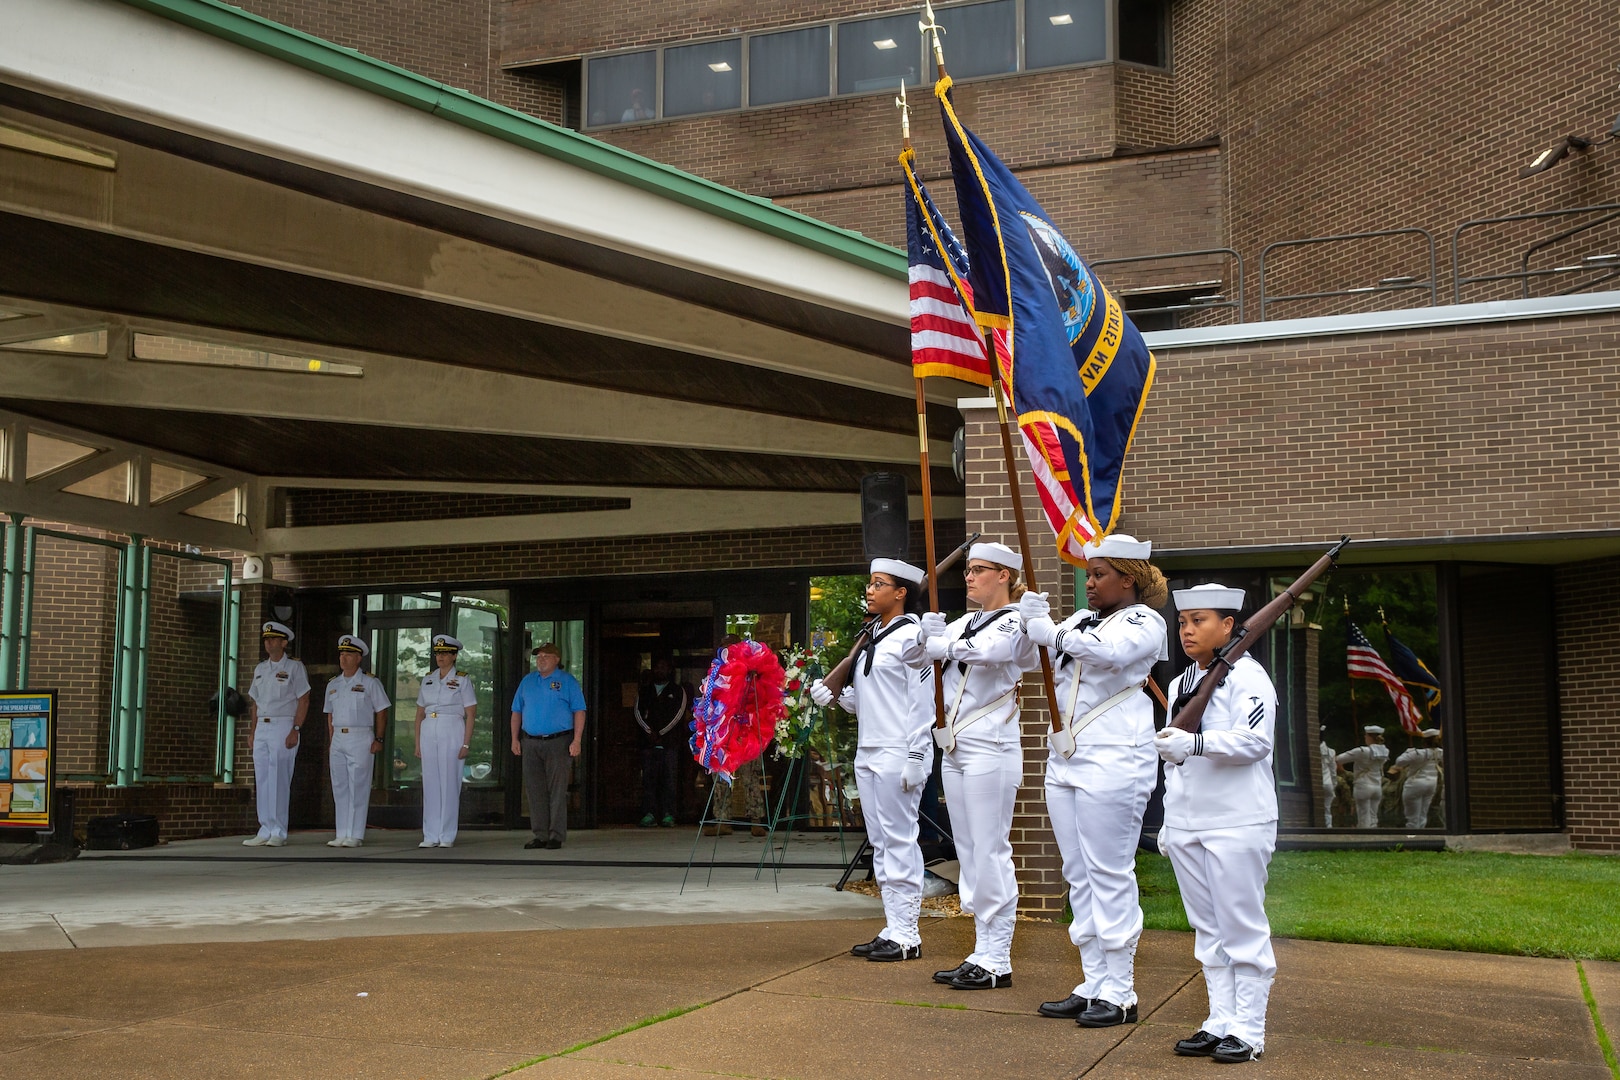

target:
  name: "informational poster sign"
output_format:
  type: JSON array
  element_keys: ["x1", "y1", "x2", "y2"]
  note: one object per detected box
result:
[{"x1": 0, "y1": 691, "x2": 55, "y2": 832}]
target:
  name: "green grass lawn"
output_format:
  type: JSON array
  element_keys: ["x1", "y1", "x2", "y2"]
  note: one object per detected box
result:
[{"x1": 1136, "y1": 849, "x2": 1620, "y2": 960}]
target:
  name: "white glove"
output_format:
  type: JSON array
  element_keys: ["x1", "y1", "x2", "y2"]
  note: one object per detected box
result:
[
  {"x1": 809, "y1": 679, "x2": 834, "y2": 708},
  {"x1": 901, "y1": 752, "x2": 931, "y2": 792},
  {"x1": 1025, "y1": 615, "x2": 1058, "y2": 649},
  {"x1": 1017, "y1": 591, "x2": 1050, "y2": 621},
  {"x1": 838, "y1": 686, "x2": 858, "y2": 714},
  {"x1": 1156, "y1": 727, "x2": 1195, "y2": 765},
  {"x1": 924, "y1": 636, "x2": 951, "y2": 662},
  {"x1": 919, "y1": 611, "x2": 947, "y2": 638}
]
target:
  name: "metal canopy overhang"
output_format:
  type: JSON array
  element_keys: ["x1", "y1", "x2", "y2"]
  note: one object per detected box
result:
[{"x1": 0, "y1": 0, "x2": 972, "y2": 554}]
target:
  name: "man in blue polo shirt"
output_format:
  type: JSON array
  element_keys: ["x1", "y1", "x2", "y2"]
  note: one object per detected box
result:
[{"x1": 510, "y1": 642, "x2": 587, "y2": 849}]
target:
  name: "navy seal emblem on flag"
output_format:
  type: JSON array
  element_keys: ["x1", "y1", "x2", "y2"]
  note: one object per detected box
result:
[{"x1": 1019, "y1": 211, "x2": 1095, "y2": 346}]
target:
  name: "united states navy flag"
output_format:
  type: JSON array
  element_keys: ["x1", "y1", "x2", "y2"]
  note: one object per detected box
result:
[{"x1": 934, "y1": 76, "x2": 1154, "y2": 559}]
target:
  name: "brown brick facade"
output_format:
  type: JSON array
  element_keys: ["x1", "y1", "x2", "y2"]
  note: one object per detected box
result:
[{"x1": 1554, "y1": 556, "x2": 1620, "y2": 851}]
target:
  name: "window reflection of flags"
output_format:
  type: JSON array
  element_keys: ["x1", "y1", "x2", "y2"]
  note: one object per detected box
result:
[
  {"x1": 902, "y1": 149, "x2": 991, "y2": 386},
  {"x1": 1385, "y1": 630, "x2": 1442, "y2": 722},
  {"x1": 1347, "y1": 622, "x2": 1425, "y2": 735}
]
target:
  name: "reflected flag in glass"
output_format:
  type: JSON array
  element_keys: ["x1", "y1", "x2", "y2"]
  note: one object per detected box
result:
[
  {"x1": 933, "y1": 76, "x2": 1154, "y2": 561},
  {"x1": 1347, "y1": 622, "x2": 1425, "y2": 735},
  {"x1": 1385, "y1": 630, "x2": 1442, "y2": 724}
]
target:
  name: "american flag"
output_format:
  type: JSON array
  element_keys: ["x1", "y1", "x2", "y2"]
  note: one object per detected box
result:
[
  {"x1": 901, "y1": 152, "x2": 992, "y2": 386},
  {"x1": 1347, "y1": 622, "x2": 1425, "y2": 735}
]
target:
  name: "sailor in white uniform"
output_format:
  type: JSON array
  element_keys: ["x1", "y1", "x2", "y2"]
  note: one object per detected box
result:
[
  {"x1": 1391, "y1": 728, "x2": 1442, "y2": 829},
  {"x1": 1337, "y1": 726, "x2": 1389, "y2": 829},
  {"x1": 811, "y1": 558, "x2": 936, "y2": 962},
  {"x1": 324, "y1": 634, "x2": 391, "y2": 848},
  {"x1": 243, "y1": 621, "x2": 310, "y2": 847},
  {"x1": 918, "y1": 541, "x2": 1039, "y2": 991},
  {"x1": 415, "y1": 634, "x2": 477, "y2": 848},
  {"x1": 1155, "y1": 584, "x2": 1278, "y2": 1064},
  {"x1": 1021, "y1": 534, "x2": 1168, "y2": 1028}
]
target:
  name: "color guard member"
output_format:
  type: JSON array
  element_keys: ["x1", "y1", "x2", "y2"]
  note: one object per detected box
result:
[
  {"x1": 1391, "y1": 728, "x2": 1442, "y2": 829},
  {"x1": 415, "y1": 634, "x2": 476, "y2": 848},
  {"x1": 918, "y1": 541, "x2": 1038, "y2": 990},
  {"x1": 324, "y1": 634, "x2": 391, "y2": 848},
  {"x1": 1155, "y1": 584, "x2": 1278, "y2": 1064},
  {"x1": 243, "y1": 621, "x2": 310, "y2": 847},
  {"x1": 1021, "y1": 534, "x2": 1167, "y2": 1027},
  {"x1": 1337, "y1": 726, "x2": 1388, "y2": 828},
  {"x1": 811, "y1": 557, "x2": 935, "y2": 963}
]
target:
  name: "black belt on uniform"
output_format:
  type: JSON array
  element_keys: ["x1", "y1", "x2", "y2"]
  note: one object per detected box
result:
[{"x1": 525, "y1": 731, "x2": 570, "y2": 741}]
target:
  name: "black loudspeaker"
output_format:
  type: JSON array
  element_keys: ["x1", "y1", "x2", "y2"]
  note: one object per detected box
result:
[{"x1": 860, "y1": 472, "x2": 911, "y2": 561}]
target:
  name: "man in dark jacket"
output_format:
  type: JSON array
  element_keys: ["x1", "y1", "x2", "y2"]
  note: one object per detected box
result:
[{"x1": 635, "y1": 656, "x2": 689, "y2": 827}]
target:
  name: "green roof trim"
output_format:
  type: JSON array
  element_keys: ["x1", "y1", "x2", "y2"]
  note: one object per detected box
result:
[{"x1": 114, "y1": 0, "x2": 907, "y2": 281}]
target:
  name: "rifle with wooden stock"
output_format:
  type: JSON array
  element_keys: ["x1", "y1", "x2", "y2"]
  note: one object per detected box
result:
[
  {"x1": 1168, "y1": 536, "x2": 1352, "y2": 733},
  {"x1": 819, "y1": 532, "x2": 980, "y2": 701}
]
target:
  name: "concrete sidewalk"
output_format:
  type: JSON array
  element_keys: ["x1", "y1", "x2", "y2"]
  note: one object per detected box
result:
[{"x1": 0, "y1": 916, "x2": 1611, "y2": 1079}]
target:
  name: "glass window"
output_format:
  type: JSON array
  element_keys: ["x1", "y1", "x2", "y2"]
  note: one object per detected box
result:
[
  {"x1": 749, "y1": 26, "x2": 830, "y2": 106},
  {"x1": 0, "y1": 330, "x2": 107, "y2": 356},
  {"x1": 62, "y1": 461, "x2": 131, "y2": 503},
  {"x1": 1025, "y1": 0, "x2": 1107, "y2": 69},
  {"x1": 1118, "y1": 0, "x2": 1169, "y2": 67},
  {"x1": 454, "y1": 592, "x2": 509, "y2": 787},
  {"x1": 935, "y1": 1, "x2": 1018, "y2": 79},
  {"x1": 149, "y1": 462, "x2": 210, "y2": 504},
  {"x1": 24, "y1": 432, "x2": 98, "y2": 480},
  {"x1": 664, "y1": 38, "x2": 741, "y2": 116},
  {"x1": 837, "y1": 14, "x2": 922, "y2": 95},
  {"x1": 182, "y1": 486, "x2": 243, "y2": 523},
  {"x1": 586, "y1": 50, "x2": 656, "y2": 127}
]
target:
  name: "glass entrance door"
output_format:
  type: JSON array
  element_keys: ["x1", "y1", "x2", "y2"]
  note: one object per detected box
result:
[
  {"x1": 369, "y1": 622, "x2": 435, "y2": 788},
  {"x1": 511, "y1": 607, "x2": 593, "y2": 828}
]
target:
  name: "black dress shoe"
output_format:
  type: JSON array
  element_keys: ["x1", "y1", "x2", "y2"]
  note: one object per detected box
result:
[
  {"x1": 851, "y1": 935, "x2": 886, "y2": 957},
  {"x1": 545, "y1": 839, "x2": 562, "y2": 850},
  {"x1": 866, "y1": 940, "x2": 921, "y2": 962},
  {"x1": 1075, "y1": 1000, "x2": 1138, "y2": 1028},
  {"x1": 1173, "y1": 1029, "x2": 1224, "y2": 1057},
  {"x1": 524, "y1": 839, "x2": 544, "y2": 849},
  {"x1": 1211, "y1": 1036, "x2": 1260, "y2": 1063},
  {"x1": 948, "y1": 963, "x2": 1012, "y2": 990},
  {"x1": 932, "y1": 961, "x2": 974, "y2": 985},
  {"x1": 1037, "y1": 993, "x2": 1091, "y2": 1019}
]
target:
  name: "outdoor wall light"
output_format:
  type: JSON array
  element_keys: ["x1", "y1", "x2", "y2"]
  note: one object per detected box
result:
[{"x1": 1519, "y1": 134, "x2": 1592, "y2": 178}]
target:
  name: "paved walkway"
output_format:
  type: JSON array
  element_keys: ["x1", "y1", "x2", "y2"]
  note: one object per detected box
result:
[{"x1": 0, "y1": 914, "x2": 1612, "y2": 1078}]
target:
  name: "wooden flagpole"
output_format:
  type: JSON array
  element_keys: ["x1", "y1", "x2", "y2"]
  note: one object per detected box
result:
[{"x1": 897, "y1": 82, "x2": 949, "y2": 731}]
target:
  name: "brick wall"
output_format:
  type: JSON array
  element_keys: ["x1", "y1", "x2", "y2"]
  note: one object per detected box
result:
[
  {"x1": 1554, "y1": 556, "x2": 1620, "y2": 851},
  {"x1": 67, "y1": 782, "x2": 255, "y2": 843}
]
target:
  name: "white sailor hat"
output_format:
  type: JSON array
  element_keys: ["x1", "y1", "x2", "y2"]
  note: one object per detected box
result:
[
  {"x1": 1364, "y1": 725, "x2": 1385, "y2": 735},
  {"x1": 261, "y1": 620, "x2": 293, "y2": 642},
  {"x1": 1082, "y1": 533, "x2": 1152, "y2": 561},
  {"x1": 870, "y1": 558, "x2": 926, "y2": 585},
  {"x1": 431, "y1": 634, "x2": 463, "y2": 652},
  {"x1": 336, "y1": 634, "x2": 369, "y2": 658},
  {"x1": 1172, "y1": 583, "x2": 1245, "y2": 611},
  {"x1": 968, "y1": 541, "x2": 1022, "y2": 572},
  {"x1": 1420, "y1": 728, "x2": 1441, "y2": 738}
]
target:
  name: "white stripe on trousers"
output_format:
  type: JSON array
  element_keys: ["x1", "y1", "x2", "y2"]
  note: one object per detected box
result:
[
  {"x1": 252, "y1": 717, "x2": 297, "y2": 840},
  {"x1": 1161, "y1": 823, "x2": 1276, "y2": 1048},
  {"x1": 855, "y1": 748, "x2": 925, "y2": 948},
  {"x1": 1045, "y1": 744, "x2": 1157, "y2": 1005},
  {"x1": 419, "y1": 716, "x2": 464, "y2": 845},
  {"x1": 329, "y1": 732, "x2": 375, "y2": 840},
  {"x1": 941, "y1": 739, "x2": 1021, "y2": 975}
]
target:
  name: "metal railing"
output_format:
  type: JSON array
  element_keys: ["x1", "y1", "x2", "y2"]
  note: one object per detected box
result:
[
  {"x1": 1451, "y1": 203, "x2": 1620, "y2": 303},
  {"x1": 1091, "y1": 247, "x2": 1246, "y2": 324},
  {"x1": 1259, "y1": 229, "x2": 1438, "y2": 320}
]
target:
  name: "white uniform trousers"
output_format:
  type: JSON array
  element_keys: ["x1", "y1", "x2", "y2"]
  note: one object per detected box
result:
[
  {"x1": 941, "y1": 737, "x2": 1022, "y2": 975},
  {"x1": 1321, "y1": 777, "x2": 1335, "y2": 828},
  {"x1": 251, "y1": 717, "x2": 297, "y2": 840},
  {"x1": 1046, "y1": 743, "x2": 1157, "y2": 1006},
  {"x1": 1161, "y1": 823, "x2": 1276, "y2": 1051},
  {"x1": 419, "y1": 716, "x2": 464, "y2": 845},
  {"x1": 329, "y1": 729, "x2": 375, "y2": 840},
  {"x1": 1401, "y1": 776, "x2": 1437, "y2": 830},
  {"x1": 855, "y1": 748, "x2": 925, "y2": 948},
  {"x1": 1353, "y1": 777, "x2": 1381, "y2": 829}
]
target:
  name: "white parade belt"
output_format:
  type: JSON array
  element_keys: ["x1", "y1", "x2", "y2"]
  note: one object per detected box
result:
[
  {"x1": 1050, "y1": 679, "x2": 1145, "y2": 759},
  {"x1": 933, "y1": 672, "x2": 1017, "y2": 753}
]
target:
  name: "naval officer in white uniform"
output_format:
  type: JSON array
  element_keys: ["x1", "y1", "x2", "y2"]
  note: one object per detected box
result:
[
  {"x1": 919, "y1": 541, "x2": 1039, "y2": 991},
  {"x1": 1021, "y1": 534, "x2": 1167, "y2": 1028},
  {"x1": 1337, "y1": 726, "x2": 1389, "y2": 828},
  {"x1": 811, "y1": 558, "x2": 936, "y2": 963},
  {"x1": 415, "y1": 634, "x2": 477, "y2": 848},
  {"x1": 243, "y1": 621, "x2": 310, "y2": 847},
  {"x1": 1155, "y1": 584, "x2": 1279, "y2": 1064},
  {"x1": 324, "y1": 634, "x2": 391, "y2": 848}
]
